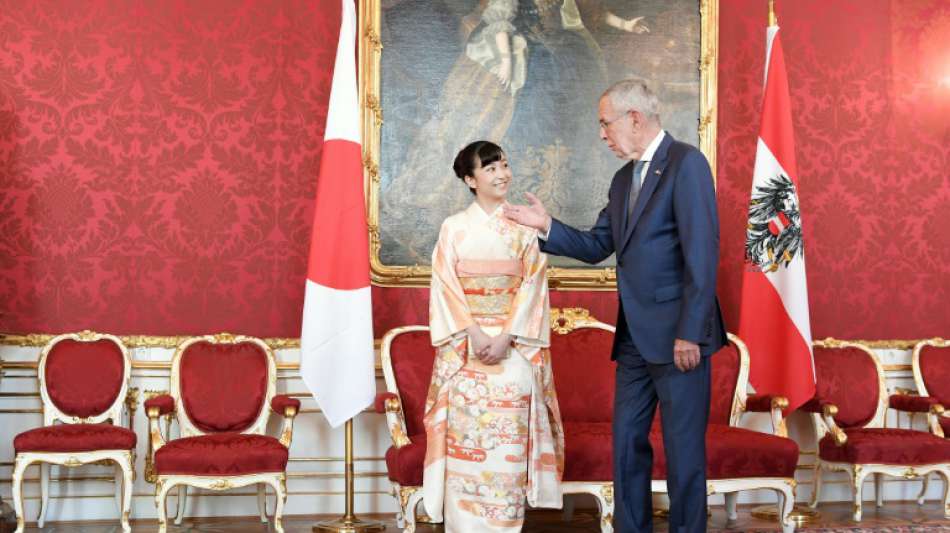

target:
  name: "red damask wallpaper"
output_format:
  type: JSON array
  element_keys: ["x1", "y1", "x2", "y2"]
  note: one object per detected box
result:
[
  {"x1": 0, "y1": 0, "x2": 340, "y2": 335},
  {"x1": 2, "y1": 1, "x2": 948, "y2": 339}
]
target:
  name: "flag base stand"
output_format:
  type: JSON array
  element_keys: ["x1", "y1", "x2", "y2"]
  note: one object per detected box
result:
[
  {"x1": 313, "y1": 516, "x2": 386, "y2": 533},
  {"x1": 313, "y1": 419, "x2": 386, "y2": 533},
  {"x1": 750, "y1": 504, "x2": 820, "y2": 527}
]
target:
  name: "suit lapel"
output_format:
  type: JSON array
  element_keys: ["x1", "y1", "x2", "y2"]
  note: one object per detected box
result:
[
  {"x1": 613, "y1": 161, "x2": 634, "y2": 246},
  {"x1": 620, "y1": 134, "x2": 674, "y2": 252}
]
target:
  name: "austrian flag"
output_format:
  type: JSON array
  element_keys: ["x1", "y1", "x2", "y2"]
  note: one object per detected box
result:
[
  {"x1": 300, "y1": 0, "x2": 375, "y2": 428},
  {"x1": 738, "y1": 23, "x2": 816, "y2": 412}
]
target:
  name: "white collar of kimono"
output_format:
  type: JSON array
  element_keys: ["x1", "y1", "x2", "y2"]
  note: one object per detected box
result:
[{"x1": 467, "y1": 200, "x2": 506, "y2": 221}]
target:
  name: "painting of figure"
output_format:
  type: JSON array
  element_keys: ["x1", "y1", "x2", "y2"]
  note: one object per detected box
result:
[{"x1": 374, "y1": 0, "x2": 708, "y2": 271}]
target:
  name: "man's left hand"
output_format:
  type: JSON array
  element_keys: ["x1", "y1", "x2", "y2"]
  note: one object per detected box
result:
[{"x1": 673, "y1": 339, "x2": 700, "y2": 372}]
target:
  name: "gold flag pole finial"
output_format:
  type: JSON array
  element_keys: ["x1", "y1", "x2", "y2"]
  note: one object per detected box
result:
[{"x1": 768, "y1": 0, "x2": 778, "y2": 26}]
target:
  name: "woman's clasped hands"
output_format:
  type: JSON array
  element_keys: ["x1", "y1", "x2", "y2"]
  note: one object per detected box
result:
[{"x1": 466, "y1": 325, "x2": 512, "y2": 365}]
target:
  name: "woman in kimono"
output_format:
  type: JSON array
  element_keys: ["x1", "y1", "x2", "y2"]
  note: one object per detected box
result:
[{"x1": 423, "y1": 141, "x2": 564, "y2": 531}]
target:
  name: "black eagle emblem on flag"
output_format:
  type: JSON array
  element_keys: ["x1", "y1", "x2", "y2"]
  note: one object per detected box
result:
[{"x1": 745, "y1": 173, "x2": 803, "y2": 272}]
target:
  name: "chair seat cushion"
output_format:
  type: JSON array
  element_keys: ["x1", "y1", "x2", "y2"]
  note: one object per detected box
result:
[
  {"x1": 563, "y1": 422, "x2": 613, "y2": 482},
  {"x1": 819, "y1": 428, "x2": 950, "y2": 465},
  {"x1": 14, "y1": 424, "x2": 136, "y2": 453},
  {"x1": 651, "y1": 424, "x2": 799, "y2": 480},
  {"x1": 385, "y1": 434, "x2": 426, "y2": 486},
  {"x1": 155, "y1": 433, "x2": 288, "y2": 476}
]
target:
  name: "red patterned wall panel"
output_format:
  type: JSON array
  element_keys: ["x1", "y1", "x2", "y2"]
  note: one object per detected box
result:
[
  {"x1": 1, "y1": 1, "x2": 948, "y2": 339},
  {"x1": 0, "y1": 0, "x2": 340, "y2": 335}
]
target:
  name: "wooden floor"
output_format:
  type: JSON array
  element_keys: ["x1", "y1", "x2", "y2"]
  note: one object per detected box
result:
[{"x1": 3, "y1": 502, "x2": 950, "y2": 532}]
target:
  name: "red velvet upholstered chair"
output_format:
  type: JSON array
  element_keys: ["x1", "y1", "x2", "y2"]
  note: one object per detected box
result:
[
  {"x1": 910, "y1": 339, "x2": 950, "y2": 439},
  {"x1": 649, "y1": 333, "x2": 798, "y2": 533},
  {"x1": 144, "y1": 334, "x2": 300, "y2": 533},
  {"x1": 376, "y1": 325, "x2": 436, "y2": 533},
  {"x1": 12, "y1": 331, "x2": 136, "y2": 533},
  {"x1": 908, "y1": 339, "x2": 950, "y2": 501},
  {"x1": 548, "y1": 308, "x2": 616, "y2": 533},
  {"x1": 805, "y1": 339, "x2": 950, "y2": 521}
]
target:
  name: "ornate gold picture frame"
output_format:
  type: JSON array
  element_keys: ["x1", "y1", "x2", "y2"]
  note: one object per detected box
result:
[{"x1": 361, "y1": 0, "x2": 718, "y2": 288}]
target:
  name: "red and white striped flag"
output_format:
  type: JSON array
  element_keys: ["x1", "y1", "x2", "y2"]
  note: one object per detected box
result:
[
  {"x1": 300, "y1": 0, "x2": 375, "y2": 428},
  {"x1": 738, "y1": 22, "x2": 816, "y2": 411}
]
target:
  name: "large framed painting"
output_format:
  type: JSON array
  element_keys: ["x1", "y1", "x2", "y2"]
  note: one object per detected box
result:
[{"x1": 361, "y1": 0, "x2": 717, "y2": 288}]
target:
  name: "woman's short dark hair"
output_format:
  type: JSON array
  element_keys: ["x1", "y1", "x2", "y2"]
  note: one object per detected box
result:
[{"x1": 453, "y1": 141, "x2": 504, "y2": 195}]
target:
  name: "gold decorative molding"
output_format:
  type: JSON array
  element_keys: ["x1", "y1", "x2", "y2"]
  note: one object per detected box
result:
[
  {"x1": 550, "y1": 307, "x2": 597, "y2": 334},
  {"x1": 0, "y1": 332, "x2": 300, "y2": 349},
  {"x1": 209, "y1": 479, "x2": 232, "y2": 490},
  {"x1": 2, "y1": 332, "x2": 927, "y2": 351},
  {"x1": 360, "y1": 0, "x2": 718, "y2": 289}
]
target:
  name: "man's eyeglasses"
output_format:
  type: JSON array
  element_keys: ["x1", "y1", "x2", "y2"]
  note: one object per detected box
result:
[{"x1": 598, "y1": 110, "x2": 630, "y2": 130}]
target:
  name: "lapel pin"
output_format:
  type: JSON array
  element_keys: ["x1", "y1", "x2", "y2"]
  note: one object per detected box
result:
[{"x1": 654, "y1": 169, "x2": 661, "y2": 175}]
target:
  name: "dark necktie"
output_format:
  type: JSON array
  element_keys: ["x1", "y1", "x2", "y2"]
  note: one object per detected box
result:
[{"x1": 627, "y1": 160, "x2": 646, "y2": 221}]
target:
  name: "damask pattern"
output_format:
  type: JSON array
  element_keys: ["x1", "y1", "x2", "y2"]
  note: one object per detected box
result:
[
  {"x1": 717, "y1": 0, "x2": 950, "y2": 339},
  {"x1": 0, "y1": 0, "x2": 340, "y2": 335},
  {"x1": 2, "y1": 1, "x2": 947, "y2": 339}
]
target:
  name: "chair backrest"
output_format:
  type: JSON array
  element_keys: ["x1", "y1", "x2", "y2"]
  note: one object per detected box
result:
[
  {"x1": 171, "y1": 334, "x2": 276, "y2": 438},
  {"x1": 548, "y1": 308, "x2": 615, "y2": 424},
  {"x1": 913, "y1": 339, "x2": 950, "y2": 406},
  {"x1": 38, "y1": 331, "x2": 130, "y2": 426},
  {"x1": 380, "y1": 326, "x2": 436, "y2": 438},
  {"x1": 709, "y1": 333, "x2": 750, "y2": 427},
  {"x1": 812, "y1": 339, "x2": 886, "y2": 429}
]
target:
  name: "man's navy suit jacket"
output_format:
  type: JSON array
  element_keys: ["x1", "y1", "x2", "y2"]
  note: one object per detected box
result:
[{"x1": 541, "y1": 133, "x2": 727, "y2": 363}]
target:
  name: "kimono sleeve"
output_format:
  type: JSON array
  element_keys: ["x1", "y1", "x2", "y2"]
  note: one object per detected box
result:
[
  {"x1": 429, "y1": 221, "x2": 475, "y2": 346},
  {"x1": 505, "y1": 229, "x2": 551, "y2": 347}
]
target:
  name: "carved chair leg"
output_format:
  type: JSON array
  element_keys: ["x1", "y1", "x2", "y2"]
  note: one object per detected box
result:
[
  {"x1": 257, "y1": 483, "x2": 269, "y2": 523},
  {"x1": 404, "y1": 489, "x2": 425, "y2": 533},
  {"x1": 599, "y1": 484, "x2": 614, "y2": 533},
  {"x1": 724, "y1": 491, "x2": 738, "y2": 521},
  {"x1": 852, "y1": 467, "x2": 867, "y2": 521},
  {"x1": 918, "y1": 474, "x2": 931, "y2": 505},
  {"x1": 392, "y1": 486, "x2": 406, "y2": 529},
  {"x1": 38, "y1": 462, "x2": 49, "y2": 528},
  {"x1": 809, "y1": 463, "x2": 823, "y2": 508},
  {"x1": 174, "y1": 484, "x2": 187, "y2": 525},
  {"x1": 12, "y1": 456, "x2": 32, "y2": 533},
  {"x1": 270, "y1": 476, "x2": 286, "y2": 533},
  {"x1": 777, "y1": 483, "x2": 795, "y2": 533},
  {"x1": 117, "y1": 456, "x2": 133, "y2": 533},
  {"x1": 155, "y1": 479, "x2": 173, "y2": 533},
  {"x1": 113, "y1": 463, "x2": 123, "y2": 516}
]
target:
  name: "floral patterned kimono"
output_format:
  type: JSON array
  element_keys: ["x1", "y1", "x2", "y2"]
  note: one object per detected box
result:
[{"x1": 423, "y1": 202, "x2": 564, "y2": 532}]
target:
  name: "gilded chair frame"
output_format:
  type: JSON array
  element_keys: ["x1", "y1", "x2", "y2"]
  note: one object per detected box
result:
[
  {"x1": 808, "y1": 338, "x2": 950, "y2": 521},
  {"x1": 908, "y1": 338, "x2": 950, "y2": 501},
  {"x1": 379, "y1": 325, "x2": 429, "y2": 533},
  {"x1": 911, "y1": 338, "x2": 950, "y2": 402},
  {"x1": 548, "y1": 308, "x2": 617, "y2": 533},
  {"x1": 12, "y1": 331, "x2": 134, "y2": 533},
  {"x1": 648, "y1": 333, "x2": 795, "y2": 533},
  {"x1": 147, "y1": 333, "x2": 295, "y2": 533}
]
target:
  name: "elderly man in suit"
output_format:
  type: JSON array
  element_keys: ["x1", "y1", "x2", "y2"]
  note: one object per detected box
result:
[{"x1": 504, "y1": 79, "x2": 727, "y2": 532}]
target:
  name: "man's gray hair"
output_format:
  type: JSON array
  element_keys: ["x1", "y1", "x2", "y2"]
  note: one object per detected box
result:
[{"x1": 603, "y1": 79, "x2": 661, "y2": 123}]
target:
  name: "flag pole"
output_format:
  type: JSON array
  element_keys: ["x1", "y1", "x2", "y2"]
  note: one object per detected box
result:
[
  {"x1": 314, "y1": 418, "x2": 385, "y2": 532},
  {"x1": 749, "y1": 3, "x2": 820, "y2": 526},
  {"x1": 311, "y1": 0, "x2": 385, "y2": 530}
]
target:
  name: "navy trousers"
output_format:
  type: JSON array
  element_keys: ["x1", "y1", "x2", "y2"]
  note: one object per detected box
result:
[{"x1": 612, "y1": 312, "x2": 711, "y2": 533}]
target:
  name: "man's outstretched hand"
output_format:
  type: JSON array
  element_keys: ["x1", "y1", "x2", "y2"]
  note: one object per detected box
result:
[{"x1": 503, "y1": 192, "x2": 552, "y2": 234}]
